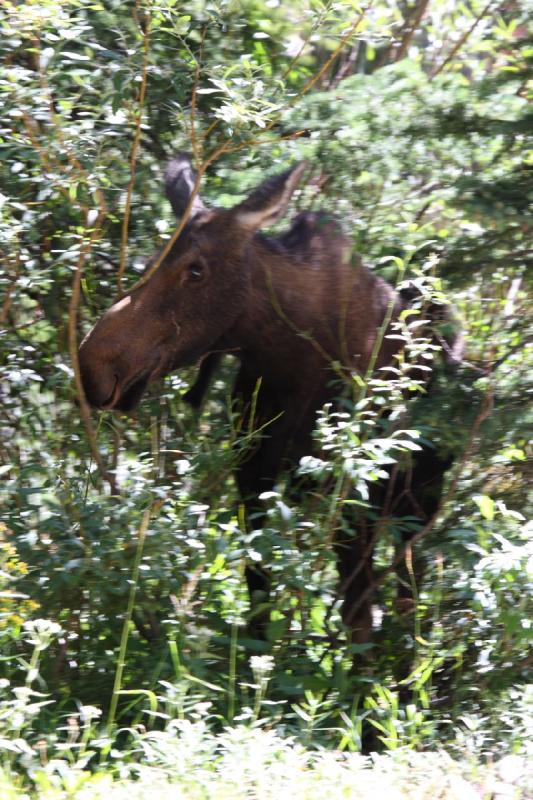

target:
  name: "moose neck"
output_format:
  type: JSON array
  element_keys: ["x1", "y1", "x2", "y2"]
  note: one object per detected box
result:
[{"x1": 218, "y1": 234, "x2": 398, "y2": 385}]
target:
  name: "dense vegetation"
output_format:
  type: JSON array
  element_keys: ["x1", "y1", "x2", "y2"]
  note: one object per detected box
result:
[{"x1": 1, "y1": 0, "x2": 531, "y2": 796}]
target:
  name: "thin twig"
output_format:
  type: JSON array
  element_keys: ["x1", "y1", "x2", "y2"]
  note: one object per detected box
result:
[
  {"x1": 189, "y1": 26, "x2": 207, "y2": 164},
  {"x1": 216, "y1": 6, "x2": 371, "y2": 154},
  {"x1": 490, "y1": 338, "x2": 532, "y2": 372},
  {"x1": 296, "y1": 10, "x2": 370, "y2": 100},
  {"x1": 117, "y1": 2, "x2": 151, "y2": 294},
  {"x1": 280, "y1": 3, "x2": 330, "y2": 83},
  {"x1": 125, "y1": 145, "x2": 226, "y2": 290},
  {"x1": 68, "y1": 216, "x2": 119, "y2": 495},
  {"x1": 430, "y1": 0, "x2": 496, "y2": 80}
]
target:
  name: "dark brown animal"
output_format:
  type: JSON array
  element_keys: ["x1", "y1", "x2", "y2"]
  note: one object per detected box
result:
[{"x1": 79, "y1": 155, "x2": 452, "y2": 644}]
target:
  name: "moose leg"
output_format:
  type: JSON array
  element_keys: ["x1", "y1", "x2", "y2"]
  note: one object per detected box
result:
[
  {"x1": 182, "y1": 352, "x2": 222, "y2": 409},
  {"x1": 236, "y1": 430, "x2": 295, "y2": 639},
  {"x1": 334, "y1": 519, "x2": 375, "y2": 649},
  {"x1": 234, "y1": 421, "x2": 288, "y2": 640},
  {"x1": 244, "y1": 563, "x2": 272, "y2": 638},
  {"x1": 392, "y1": 448, "x2": 452, "y2": 613},
  {"x1": 232, "y1": 365, "x2": 305, "y2": 639},
  {"x1": 233, "y1": 369, "x2": 324, "y2": 639},
  {"x1": 237, "y1": 487, "x2": 275, "y2": 640},
  {"x1": 389, "y1": 447, "x2": 453, "y2": 686}
]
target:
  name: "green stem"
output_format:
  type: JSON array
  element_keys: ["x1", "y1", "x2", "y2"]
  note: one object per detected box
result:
[
  {"x1": 227, "y1": 621, "x2": 238, "y2": 722},
  {"x1": 252, "y1": 686, "x2": 262, "y2": 723},
  {"x1": 25, "y1": 645, "x2": 41, "y2": 688},
  {"x1": 405, "y1": 543, "x2": 421, "y2": 655},
  {"x1": 107, "y1": 504, "x2": 155, "y2": 731}
]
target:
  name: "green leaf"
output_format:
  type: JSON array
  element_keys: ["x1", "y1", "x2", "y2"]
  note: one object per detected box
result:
[{"x1": 475, "y1": 494, "x2": 495, "y2": 521}]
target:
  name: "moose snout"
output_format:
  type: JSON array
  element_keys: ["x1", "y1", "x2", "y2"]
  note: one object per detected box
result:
[
  {"x1": 78, "y1": 321, "x2": 160, "y2": 412},
  {"x1": 78, "y1": 343, "x2": 118, "y2": 409}
]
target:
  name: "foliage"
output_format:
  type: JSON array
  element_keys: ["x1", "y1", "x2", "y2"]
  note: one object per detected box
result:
[
  {"x1": 0, "y1": 0, "x2": 531, "y2": 793},
  {"x1": 0, "y1": 641, "x2": 531, "y2": 798}
]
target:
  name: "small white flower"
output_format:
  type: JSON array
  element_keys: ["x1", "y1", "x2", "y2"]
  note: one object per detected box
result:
[
  {"x1": 13, "y1": 686, "x2": 33, "y2": 702},
  {"x1": 250, "y1": 655, "x2": 275, "y2": 679},
  {"x1": 23, "y1": 619, "x2": 62, "y2": 648},
  {"x1": 80, "y1": 705, "x2": 102, "y2": 722}
]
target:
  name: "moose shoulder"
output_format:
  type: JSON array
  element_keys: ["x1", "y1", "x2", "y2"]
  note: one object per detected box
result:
[{"x1": 79, "y1": 155, "x2": 453, "y2": 644}]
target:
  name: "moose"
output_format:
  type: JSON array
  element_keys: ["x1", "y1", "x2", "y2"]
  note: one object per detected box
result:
[{"x1": 79, "y1": 155, "x2": 455, "y2": 645}]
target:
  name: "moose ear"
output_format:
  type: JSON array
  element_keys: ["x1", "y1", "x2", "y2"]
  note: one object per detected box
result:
[
  {"x1": 233, "y1": 161, "x2": 307, "y2": 231},
  {"x1": 164, "y1": 153, "x2": 207, "y2": 220}
]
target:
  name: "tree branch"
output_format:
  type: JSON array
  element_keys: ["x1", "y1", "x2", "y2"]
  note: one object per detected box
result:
[
  {"x1": 395, "y1": 0, "x2": 431, "y2": 63},
  {"x1": 430, "y1": 1, "x2": 496, "y2": 81}
]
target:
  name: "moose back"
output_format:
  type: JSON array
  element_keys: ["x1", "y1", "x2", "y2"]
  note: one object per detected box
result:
[{"x1": 79, "y1": 155, "x2": 452, "y2": 644}]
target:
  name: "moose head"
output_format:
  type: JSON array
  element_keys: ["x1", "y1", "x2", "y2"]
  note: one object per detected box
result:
[{"x1": 79, "y1": 155, "x2": 307, "y2": 412}]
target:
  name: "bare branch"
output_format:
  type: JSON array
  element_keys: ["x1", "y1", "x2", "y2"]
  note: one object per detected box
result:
[
  {"x1": 430, "y1": 1, "x2": 496, "y2": 81},
  {"x1": 117, "y1": 1, "x2": 151, "y2": 295}
]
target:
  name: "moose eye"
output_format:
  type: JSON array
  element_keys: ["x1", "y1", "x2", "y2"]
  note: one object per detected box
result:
[{"x1": 188, "y1": 262, "x2": 205, "y2": 281}]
